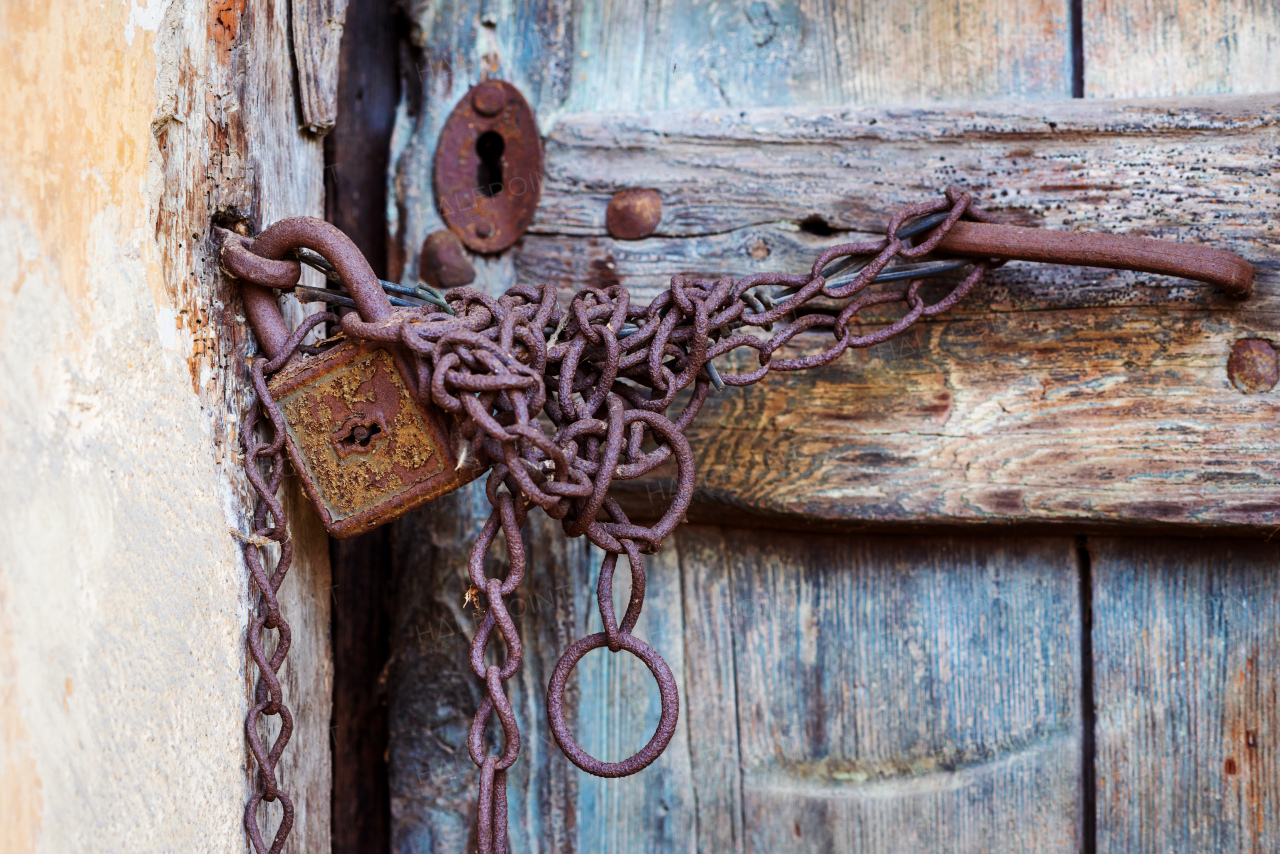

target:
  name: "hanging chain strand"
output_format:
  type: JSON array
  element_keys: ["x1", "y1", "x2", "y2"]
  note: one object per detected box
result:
[
  {"x1": 240, "y1": 313, "x2": 335, "y2": 854},
  {"x1": 233, "y1": 187, "x2": 994, "y2": 852}
]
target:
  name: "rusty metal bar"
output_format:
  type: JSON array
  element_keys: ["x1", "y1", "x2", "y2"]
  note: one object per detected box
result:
[{"x1": 935, "y1": 220, "x2": 1255, "y2": 299}]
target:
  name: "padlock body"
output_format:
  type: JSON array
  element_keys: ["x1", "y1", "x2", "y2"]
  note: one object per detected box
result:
[{"x1": 268, "y1": 339, "x2": 480, "y2": 538}]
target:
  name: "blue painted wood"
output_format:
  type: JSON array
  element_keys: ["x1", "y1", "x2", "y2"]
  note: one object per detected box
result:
[
  {"x1": 386, "y1": 3, "x2": 1084, "y2": 852},
  {"x1": 1092, "y1": 537, "x2": 1280, "y2": 853},
  {"x1": 573, "y1": 543, "x2": 697, "y2": 852},
  {"x1": 389, "y1": 0, "x2": 1072, "y2": 286},
  {"x1": 721, "y1": 530, "x2": 1082, "y2": 852},
  {"x1": 677, "y1": 528, "x2": 747, "y2": 853}
]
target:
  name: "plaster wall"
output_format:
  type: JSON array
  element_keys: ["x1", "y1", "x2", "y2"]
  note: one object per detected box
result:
[{"x1": 0, "y1": 1, "x2": 331, "y2": 851}]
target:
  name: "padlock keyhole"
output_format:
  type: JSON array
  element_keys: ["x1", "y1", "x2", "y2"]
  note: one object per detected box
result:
[
  {"x1": 476, "y1": 131, "x2": 505, "y2": 197},
  {"x1": 337, "y1": 421, "x2": 383, "y2": 456},
  {"x1": 350, "y1": 423, "x2": 381, "y2": 448}
]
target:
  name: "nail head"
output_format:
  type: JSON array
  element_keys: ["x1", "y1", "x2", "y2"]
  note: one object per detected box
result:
[
  {"x1": 606, "y1": 188, "x2": 662, "y2": 240},
  {"x1": 1227, "y1": 338, "x2": 1278, "y2": 393},
  {"x1": 471, "y1": 81, "x2": 507, "y2": 117},
  {"x1": 419, "y1": 229, "x2": 476, "y2": 289}
]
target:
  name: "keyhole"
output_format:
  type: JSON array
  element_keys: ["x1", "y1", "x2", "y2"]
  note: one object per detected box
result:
[
  {"x1": 343, "y1": 422, "x2": 382, "y2": 450},
  {"x1": 476, "y1": 131, "x2": 505, "y2": 197}
]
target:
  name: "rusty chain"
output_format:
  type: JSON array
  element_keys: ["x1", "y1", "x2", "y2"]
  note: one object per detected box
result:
[
  {"x1": 232, "y1": 186, "x2": 1002, "y2": 852},
  {"x1": 239, "y1": 311, "x2": 336, "y2": 854}
]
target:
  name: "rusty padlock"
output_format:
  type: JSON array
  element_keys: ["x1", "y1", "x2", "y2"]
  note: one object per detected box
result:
[{"x1": 221, "y1": 218, "x2": 481, "y2": 538}]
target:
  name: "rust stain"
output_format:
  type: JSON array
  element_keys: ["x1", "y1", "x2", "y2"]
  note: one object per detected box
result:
[
  {"x1": 589, "y1": 256, "x2": 621, "y2": 290},
  {"x1": 278, "y1": 347, "x2": 444, "y2": 518},
  {"x1": 434, "y1": 80, "x2": 543, "y2": 254},
  {"x1": 210, "y1": 0, "x2": 247, "y2": 49},
  {"x1": 606, "y1": 189, "x2": 663, "y2": 240}
]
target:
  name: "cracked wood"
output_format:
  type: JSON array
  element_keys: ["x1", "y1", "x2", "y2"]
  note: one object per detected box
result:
[{"x1": 517, "y1": 96, "x2": 1280, "y2": 531}]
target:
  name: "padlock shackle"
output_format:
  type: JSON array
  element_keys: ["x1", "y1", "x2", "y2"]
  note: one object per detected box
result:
[
  {"x1": 219, "y1": 218, "x2": 394, "y2": 361},
  {"x1": 251, "y1": 217, "x2": 393, "y2": 321},
  {"x1": 241, "y1": 283, "x2": 292, "y2": 361}
]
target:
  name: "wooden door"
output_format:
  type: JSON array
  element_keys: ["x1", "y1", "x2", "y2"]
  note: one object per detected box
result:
[{"x1": 369, "y1": 3, "x2": 1280, "y2": 852}]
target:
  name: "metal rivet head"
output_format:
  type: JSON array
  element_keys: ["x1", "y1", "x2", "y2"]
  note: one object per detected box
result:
[
  {"x1": 419, "y1": 229, "x2": 476, "y2": 289},
  {"x1": 471, "y1": 81, "x2": 507, "y2": 117},
  {"x1": 606, "y1": 189, "x2": 662, "y2": 240},
  {"x1": 1227, "y1": 338, "x2": 1278, "y2": 393},
  {"x1": 474, "y1": 220, "x2": 493, "y2": 239}
]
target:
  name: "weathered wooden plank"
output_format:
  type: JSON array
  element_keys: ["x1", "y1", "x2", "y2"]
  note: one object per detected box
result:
[
  {"x1": 389, "y1": 0, "x2": 1071, "y2": 282},
  {"x1": 386, "y1": 488, "x2": 581, "y2": 854},
  {"x1": 291, "y1": 0, "x2": 349, "y2": 134},
  {"x1": 517, "y1": 97, "x2": 1280, "y2": 530},
  {"x1": 386, "y1": 0, "x2": 575, "y2": 281},
  {"x1": 386, "y1": 491, "x2": 699, "y2": 853},
  {"x1": 384, "y1": 6, "x2": 1085, "y2": 854},
  {"x1": 1083, "y1": 0, "x2": 1280, "y2": 98},
  {"x1": 209, "y1": 0, "x2": 335, "y2": 848},
  {"x1": 677, "y1": 528, "x2": 746, "y2": 854},
  {"x1": 564, "y1": 0, "x2": 1071, "y2": 112},
  {"x1": 1091, "y1": 537, "x2": 1280, "y2": 852},
  {"x1": 574, "y1": 541, "x2": 697, "y2": 853},
  {"x1": 725, "y1": 530, "x2": 1082, "y2": 852},
  {"x1": 528, "y1": 96, "x2": 1278, "y2": 250}
]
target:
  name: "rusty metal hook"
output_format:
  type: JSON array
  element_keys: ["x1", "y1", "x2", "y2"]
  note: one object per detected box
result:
[{"x1": 935, "y1": 221, "x2": 1254, "y2": 299}]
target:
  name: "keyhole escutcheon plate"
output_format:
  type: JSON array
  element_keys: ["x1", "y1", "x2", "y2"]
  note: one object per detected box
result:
[{"x1": 434, "y1": 79, "x2": 543, "y2": 255}]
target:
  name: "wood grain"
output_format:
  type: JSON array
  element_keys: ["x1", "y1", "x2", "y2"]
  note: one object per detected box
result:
[
  {"x1": 388, "y1": 0, "x2": 1071, "y2": 283},
  {"x1": 574, "y1": 541, "x2": 698, "y2": 853},
  {"x1": 226, "y1": 1, "x2": 334, "y2": 847},
  {"x1": 722, "y1": 530, "x2": 1082, "y2": 852},
  {"x1": 677, "y1": 528, "x2": 746, "y2": 854},
  {"x1": 564, "y1": 0, "x2": 1071, "y2": 112},
  {"x1": 1083, "y1": 0, "x2": 1280, "y2": 98},
  {"x1": 519, "y1": 97, "x2": 1280, "y2": 530},
  {"x1": 385, "y1": 518, "x2": 1087, "y2": 852},
  {"x1": 374, "y1": 6, "x2": 1280, "y2": 854},
  {"x1": 1091, "y1": 537, "x2": 1280, "y2": 852},
  {"x1": 291, "y1": 0, "x2": 349, "y2": 134},
  {"x1": 387, "y1": 490, "x2": 584, "y2": 853},
  {"x1": 151, "y1": 0, "x2": 333, "y2": 846},
  {"x1": 387, "y1": 493, "x2": 702, "y2": 852}
]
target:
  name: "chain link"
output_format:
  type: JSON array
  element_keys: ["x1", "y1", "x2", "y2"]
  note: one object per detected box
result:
[
  {"x1": 239, "y1": 312, "x2": 335, "y2": 854},
  {"x1": 234, "y1": 186, "x2": 994, "y2": 851}
]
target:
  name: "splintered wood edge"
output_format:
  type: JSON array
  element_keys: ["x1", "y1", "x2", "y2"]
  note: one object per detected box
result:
[{"x1": 519, "y1": 94, "x2": 1280, "y2": 533}]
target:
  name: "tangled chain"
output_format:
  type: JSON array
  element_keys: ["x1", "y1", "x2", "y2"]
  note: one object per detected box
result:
[
  {"x1": 234, "y1": 187, "x2": 996, "y2": 852},
  {"x1": 347, "y1": 185, "x2": 994, "y2": 850}
]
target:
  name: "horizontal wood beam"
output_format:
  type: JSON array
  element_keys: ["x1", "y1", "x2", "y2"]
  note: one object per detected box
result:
[{"x1": 517, "y1": 96, "x2": 1280, "y2": 531}]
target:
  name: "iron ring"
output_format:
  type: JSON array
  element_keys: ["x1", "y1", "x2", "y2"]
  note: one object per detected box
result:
[{"x1": 546, "y1": 632, "x2": 679, "y2": 778}]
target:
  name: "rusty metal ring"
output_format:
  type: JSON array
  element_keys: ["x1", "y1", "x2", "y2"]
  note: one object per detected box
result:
[{"x1": 546, "y1": 631, "x2": 679, "y2": 778}]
